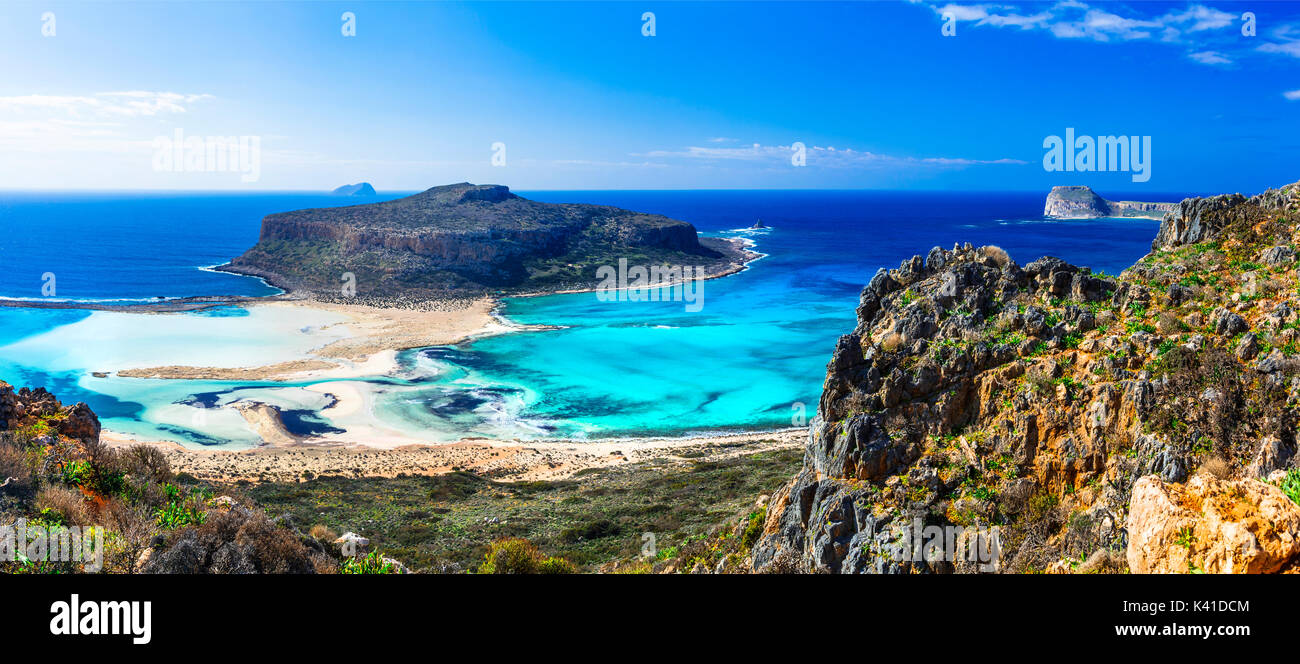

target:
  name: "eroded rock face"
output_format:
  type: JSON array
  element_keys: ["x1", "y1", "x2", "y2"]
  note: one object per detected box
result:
[
  {"x1": 751, "y1": 244, "x2": 1144, "y2": 574},
  {"x1": 1044, "y1": 186, "x2": 1112, "y2": 219},
  {"x1": 1043, "y1": 186, "x2": 1175, "y2": 220},
  {"x1": 1151, "y1": 181, "x2": 1298, "y2": 251},
  {"x1": 0, "y1": 382, "x2": 100, "y2": 443},
  {"x1": 748, "y1": 178, "x2": 1300, "y2": 574},
  {"x1": 1127, "y1": 475, "x2": 1300, "y2": 574}
]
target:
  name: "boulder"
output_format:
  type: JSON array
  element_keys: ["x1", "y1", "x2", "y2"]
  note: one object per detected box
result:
[
  {"x1": 1212, "y1": 308, "x2": 1248, "y2": 336},
  {"x1": 1126, "y1": 474, "x2": 1300, "y2": 574},
  {"x1": 333, "y1": 531, "x2": 371, "y2": 556},
  {"x1": 1259, "y1": 245, "x2": 1295, "y2": 267}
]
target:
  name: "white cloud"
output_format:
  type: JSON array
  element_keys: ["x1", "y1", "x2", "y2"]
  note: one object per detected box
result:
[
  {"x1": 0, "y1": 91, "x2": 211, "y2": 118},
  {"x1": 924, "y1": 2, "x2": 1290, "y2": 63},
  {"x1": 0, "y1": 91, "x2": 214, "y2": 155},
  {"x1": 1189, "y1": 50, "x2": 1232, "y2": 65},
  {"x1": 1164, "y1": 5, "x2": 1235, "y2": 32},
  {"x1": 637, "y1": 143, "x2": 1027, "y2": 170},
  {"x1": 1073, "y1": 8, "x2": 1162, "y2": 41},
  {"x1": 1259, "y1": 40, "x2": 1300, "y2": 58},
  {"x1": 1283, "y1": 89, "x2": 1300, "y2": 101}
]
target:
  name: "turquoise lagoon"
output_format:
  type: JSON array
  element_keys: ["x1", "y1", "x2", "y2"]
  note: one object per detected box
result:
[{"x1": 0, "y1": 190, "x2": 1182, "y2": 449}]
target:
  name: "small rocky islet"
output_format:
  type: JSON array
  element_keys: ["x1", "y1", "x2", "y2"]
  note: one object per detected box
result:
[{"x1": 1043, "y1": 185, "x2": 1177, "y2": 219}]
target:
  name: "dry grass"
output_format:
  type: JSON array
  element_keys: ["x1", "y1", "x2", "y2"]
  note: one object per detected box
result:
[
  {"x1": 979, "y1": 245, "x2": 1012, "y2": 268},
  {"x1": 309, "y1": 524, "x2": 338, "y2": 542},
  {"x1": 119, "y1": 445, "x2": 172, "y2": 483},
  {"x1": 103, "y1": 501, "x2": 154, "y2": 573},
  {"x1": 1025, "y1": 366, "x2": 1055, "y2": 395},
  {"x1": 1076, "y1": 548, "x2": 1128, "y2": 574},
  {"x1": 879, "y1": 331, "x2": 905, "y2": 353},
  {"x1": 35, "y1": 485, "x2": 93, "y2": 526},
  {"x1": 1156, "y1": 310, "x2": 1184, "y2": 335},
  {"x1": 0, "y1": 440, "x2": 30, "y2": 490},
  {"x1": 1198, "y1": 455, "x2": 1232, "y2": 480}
]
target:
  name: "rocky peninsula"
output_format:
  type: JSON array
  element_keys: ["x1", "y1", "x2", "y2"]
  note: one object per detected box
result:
[
  {"x1": 218, "y1": 182, "x2": 754, "y2": 303},
  {"x1": 1044, "y1": 185, "x2": 1176, "y2": 219}
]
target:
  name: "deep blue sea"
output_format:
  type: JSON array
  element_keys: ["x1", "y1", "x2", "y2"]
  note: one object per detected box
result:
[{"x1": 0, "y1": 189, "x2": 1198, "y2": 446}]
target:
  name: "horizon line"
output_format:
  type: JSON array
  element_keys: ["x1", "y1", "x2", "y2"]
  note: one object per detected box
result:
[{"x1": 0, "y1": 186, "x2": 1216, "y2": 195}]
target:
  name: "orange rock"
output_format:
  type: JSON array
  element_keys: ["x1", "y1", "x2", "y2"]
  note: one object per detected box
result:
[{"x1": 1127, "y1": 474, "x2": 1300, "y2": 573}]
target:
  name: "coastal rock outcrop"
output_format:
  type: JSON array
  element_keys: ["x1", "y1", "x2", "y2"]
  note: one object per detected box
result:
[
  {"x1": 1151, "y1": 181, "x2": 1299, "y2": 250},
  {"x1": 748, "y1": 178, "x2": 1300, "y2": 574},
  {"x1": 1044, "y1": 185, "x2": 1175, "y2": 220},
  {"x1": 0, "y1": 382, "x2": 100, "y2": 443}
]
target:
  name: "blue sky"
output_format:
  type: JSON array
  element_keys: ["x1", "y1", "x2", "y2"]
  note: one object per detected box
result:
[{"x1": 1, "y1": 1, "x2": 1298, "y2": 193}]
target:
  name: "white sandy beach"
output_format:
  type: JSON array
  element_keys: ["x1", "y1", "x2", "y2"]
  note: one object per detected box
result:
[
  {"x1": 116, "y1": 296, "x2": 501, "y2": 381},
  {"x1": 104, "y1": 427, "x2": 806, "y2": 483}
]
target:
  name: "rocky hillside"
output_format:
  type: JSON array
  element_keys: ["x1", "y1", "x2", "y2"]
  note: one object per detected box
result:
[
  {"x1": 1044, "y1": 185, "x2": 1176, "y2": 219},
  {"x1": 747, "y1": 180, "x2": 1300, "y2": 574},
  {"x1": 220, "y1": 183, "x2": 745, "y2": 301}
]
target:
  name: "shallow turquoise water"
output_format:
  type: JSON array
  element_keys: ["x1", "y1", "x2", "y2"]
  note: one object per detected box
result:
[
  {"x1": 0, "y1": 190, "x2": 1181, "y2": 447},
  {"x1": 381, "y1": 242, "x2": 848, "y2": 437}
]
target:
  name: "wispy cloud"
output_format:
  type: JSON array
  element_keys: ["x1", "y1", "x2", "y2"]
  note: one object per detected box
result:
[
  {"x1": 924, "y1": 2, "x2": 1296, "y2": 66},
  {"x1": 0, "y1": 91, "x2": 212, "y2": 117},
  {"x1": 637, "y1": 143, "x2": 1027, "y2": 170},
  {"x1": 1189, "y1": 50, "x2": 1232, "y2": 65},
  {"x1": 1283, "y1": 89, "x2": 1300, "y2": 101},
  {"x1": 1259, "y1": 40, "x2": 1300, "y2": 58},
  {"x1": 0, "y1": 91, "x2": 214, "y2": 155}
]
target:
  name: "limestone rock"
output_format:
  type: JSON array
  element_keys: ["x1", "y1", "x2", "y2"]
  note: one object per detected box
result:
[{"x1": 1126, "y1": 474, "x2": 1300, "y2": 574}]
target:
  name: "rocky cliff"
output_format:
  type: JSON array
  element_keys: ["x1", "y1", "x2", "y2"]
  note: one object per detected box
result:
[
  {"x1": 220, "y1": 183, "x2": 741, "y2": 301},
  {"x1": 1044, "y1": 185, "x2": 1176, "y2": 219},
  {"x1": 0, "y1": 382, "x2": 100, "y2": 445},
  {"x1": 745, "y1": 179, "x2": 1300, "y2": 574}
]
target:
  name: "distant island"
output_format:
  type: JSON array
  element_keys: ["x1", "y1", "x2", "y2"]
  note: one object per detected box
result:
[
  {"x1": 1043, "y1": 185, "x2": 1176, "y2": 219},
  {"x1": 331, "y1": 182, "x2": 377, "y2": 196},
  {"x1": 219, "y1": 182, "x2": 754, "y2": 302}
]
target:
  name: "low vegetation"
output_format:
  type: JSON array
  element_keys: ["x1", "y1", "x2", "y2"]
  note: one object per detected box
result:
[{"x1": 245, "y1": 447, "x2": 802, "y2": 573}]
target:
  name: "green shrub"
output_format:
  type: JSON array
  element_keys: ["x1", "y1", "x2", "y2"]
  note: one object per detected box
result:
[
  {"x1": 154, "y1": 483, "x2": 209, "y2": 529},
  {"x1": 478, "y1": 538, "x2": 575, "y2": 574},
  {"x1": 1278, "y1": 469, "x2": 1300, "y2": 506},
  {"x1": 341, "y1": 551, "x2": 398, "y2": 574},
  {"x1": 537, "y1": 557, "x2": 577, "y2": 574},
  {"x1": 741, "y1": 507, "x2": 767, "y2": 549}
]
